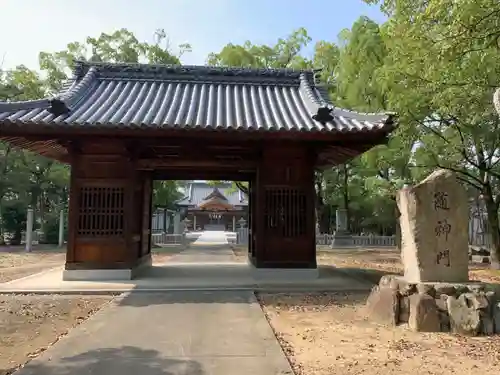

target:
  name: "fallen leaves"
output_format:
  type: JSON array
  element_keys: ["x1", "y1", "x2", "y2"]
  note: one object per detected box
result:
[
  {"x1": 0, "y1": 294, "x2": 113, "y2": 372},
  {"x1": 258, "y1": 249, "x2": 500, "y2": 375},
  {"x1": 260, "y1": 292, "x2": 500, "y2": 374}
]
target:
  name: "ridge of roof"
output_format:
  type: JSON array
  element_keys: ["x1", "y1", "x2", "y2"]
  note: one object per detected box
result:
[
  {"x1": 202, "y1": 187, "x2": 228, "y2": 202},
  {"x1": 72, "y1": 60, "x2": 313, "y2": 81}
]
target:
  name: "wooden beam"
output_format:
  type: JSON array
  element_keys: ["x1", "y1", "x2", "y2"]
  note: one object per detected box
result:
[
  {"x1": 148, "y1": 142, "x2": 259, "y2": 159},
  {"x1": 136, "y1": 158, "x2": 257, "y2": 170},
  {"x1": 152, "y1": 170, "x2": 253, "y2": 181},
  {"x1": 0, "y1": 125, "x2": 394, "y2": 143}
]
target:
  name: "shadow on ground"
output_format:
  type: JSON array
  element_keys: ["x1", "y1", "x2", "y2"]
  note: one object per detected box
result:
[
  {"x1": 134, "y1": 262, "x2": 388, "y2": 287},
  {"x1": 118, "y1": 290, "x2": 255, "y2": 307},
  {"x1": 256, "y1": 290, "x2": 371, "y2": 307},
  {"x1": 331, "y1": 267, "x2": 401, "y2": 285},
  {"x1": 11, "y1": 346, "x2": 204, "y2": 375}
]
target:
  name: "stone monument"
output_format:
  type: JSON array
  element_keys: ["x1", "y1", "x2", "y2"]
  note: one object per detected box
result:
[
  {"x1": 330, "y1": 208, "x2": 353, "y2": 247},
  {"x1": 398, "y1": 169, "x2": 469, "y2": 283},
  {"x1": 366, "y1": 169, "x2": 500, "y2": 335},
  {"x1": 173, "y1": 212, "x2": 181, "y2": 234}
]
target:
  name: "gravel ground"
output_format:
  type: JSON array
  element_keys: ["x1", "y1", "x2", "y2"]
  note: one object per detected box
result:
[
  {"x1": 0, "y1": 248, "x2": 182, "y2": 284},
  {"x1": 0, "y1": 251, "x2": 65, "y2": 283},
  {"x1": 257, "y1": 249, "x2": 500, "y2": 375},
  {"x1": 259, "y1": 292, "x2": 500, "y2": 375},
  {"x1": 4, "y1": 246, "x2": 500, "y2": 375},
  {"x1": 0, "y1": 294, "x2": 114, "y2": 375},
  {"x1": 0, "y1": 247, "x2": 185, "y2": 374},
  {"x1": 316, "y1": 248, "x2": 500, "y2": 282}
]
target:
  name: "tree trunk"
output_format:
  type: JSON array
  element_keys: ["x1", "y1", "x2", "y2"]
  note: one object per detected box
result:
[
  {"x1": 395, "y1": 209, "x2": 401, "y2": 250},
  {"x1": 314, "y1": 172, "x2": 330, "y2": 234},
  {"x1": 316, "y1": 205, "x2": 331, "y2": 234},
  {"x1": 0, "y1": 199, "x2": 4, "y2": 246},
  {"x1": 393, "y1": 197, "x2": 402, "y2": 250},
  {"x1": 483, "y1": 185, "x2": 500, "y2": 269},
  {"x1": 342, "y1": 164, "x2": 351, "y2": 232},
  {"x1": 10, "y1": 229, "x2": 21, "y2": 246},
  {"x1": 39, "y1": 192, "x2": 47, "y2": 243}
]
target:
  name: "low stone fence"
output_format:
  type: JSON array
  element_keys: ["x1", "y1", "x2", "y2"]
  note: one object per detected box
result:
[
  {"x1": 20, "y1": 230, "x2": 44, "y2": 245},
  {"x1": 317, "y1": 234, "x2": 396, "y2": 247},
  {"x1": 316, "y1": 234, "x2": 333, "y2": 245},
  {"x1": 236, "y1": 228, "x2": 249, "y2": 245},
  {"x1": 151, "y1": 233, "x2": 186, "y2": 246},
  {"x1": 235, "y1": 230, "x2": 397, "y2": 248},
  {"x1": 226, "y1": 232, "x2": 237, "y2": 244}
]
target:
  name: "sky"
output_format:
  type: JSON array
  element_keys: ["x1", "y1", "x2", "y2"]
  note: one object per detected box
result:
[{"x1": 1, "y1": 0, "x2": 385, "y2": 71}]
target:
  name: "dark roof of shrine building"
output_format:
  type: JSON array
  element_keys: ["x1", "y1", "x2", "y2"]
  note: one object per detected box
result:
[
  {"x1": 0, "y1": 61, "x2": 395, "y2": 134},
  {"x1": 176, "y1": 182, "x2": 247, "y2": 207},
  {"x1": 202, "y1": 187, "x2": 228, "y2": 202}
]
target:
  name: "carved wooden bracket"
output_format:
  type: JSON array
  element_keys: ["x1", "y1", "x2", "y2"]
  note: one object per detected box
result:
[
  {"x1": 58, "y1": 139, "x2": 82, "y2": 154},
  {"x1": 125, "y1": 140, "x2": 145, "y2": 162}
]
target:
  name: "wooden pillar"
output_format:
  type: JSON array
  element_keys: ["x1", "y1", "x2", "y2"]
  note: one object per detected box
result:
[
  {"x1": 63, "y1": 140, "x2": 152, "y2": 280},
  {"x1": 253, "y1": 142, "x2": 316, "y2": 269},
  {"x1": 248, "y1": 177, "x2": 256, "y2": 261},
  {"x1": 139, "y1": 172, "x2": 153, "y2": 259}
]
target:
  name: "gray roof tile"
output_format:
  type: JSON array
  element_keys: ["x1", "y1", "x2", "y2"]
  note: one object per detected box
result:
[{"x1": 0, "y1": 61, "x2": 395, "y2": 134}]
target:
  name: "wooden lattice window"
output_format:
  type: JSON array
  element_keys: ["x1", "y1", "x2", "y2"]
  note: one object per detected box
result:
[
  {"x1": 264, "y1": 187, "x2": 307, "y2": 238},
  {"x1": 77, "y1": 186, "x2": 125, "y2": 237}
]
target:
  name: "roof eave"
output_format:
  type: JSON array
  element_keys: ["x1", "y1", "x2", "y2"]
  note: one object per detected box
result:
[
  {"x1": 174, "y1": 196, "x2": 190, "y2": 205},
  {"x1": 0, "y1": 122, "x2": 397, "y2": 144},
  {"x1": 0, "y1": 65, "x2": 98, "y2": 117}
]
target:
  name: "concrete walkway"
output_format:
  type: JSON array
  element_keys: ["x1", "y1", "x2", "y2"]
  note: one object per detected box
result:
[
  {"x1": 0, "y1": 232, "x2": 375, "y2": 293},
  {"x1": 168, "y1": 231, "x2": 235, "y2": 264},
  {"x1": 192, "y1": 230, "x2": 228, "y2": 245},
  {"x1": 0, "y1": 262, "x2": 373, "y2": 293},
  {"x1": 15, "y1": 291, "x2": 293, "y2": 375}
]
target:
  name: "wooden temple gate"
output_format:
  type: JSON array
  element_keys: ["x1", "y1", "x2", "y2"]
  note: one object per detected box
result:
[{"x1": 0, "y1": 62, "x2": 395, "y2": 280}]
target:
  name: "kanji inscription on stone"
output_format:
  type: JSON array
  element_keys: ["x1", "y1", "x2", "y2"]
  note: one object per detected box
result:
[{"x1": 397, "y1": 169, "x2": 469, "y2": 283}]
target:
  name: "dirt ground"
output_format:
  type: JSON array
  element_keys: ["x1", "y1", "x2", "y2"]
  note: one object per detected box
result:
[
  {"x1": 0, "y1": 249, "x2": 65, "y2": 283},
  {"x1": 0, "y1": 294, "x2": 114, "y2": 375},
  {"x1": 0, "y1": 246, "x2": 182, "y2": 284},
  {"x1": 5, "y1": 246, "x2": 500, "y2": 375},
  {"x1": 259, "y1": 292, "x2": 500, "y2": 375},
  {"x1": 0, "y1": 246, "x2": 184, "y2": 374},
  {"x1": 257, "y1": 249, "x2": 500, "y2": 375},
  {"x1": 316, "y1": 248, "x2": 500, "y2": 283},
  {"x1": 232, "y1": 245, "x2": 500, "y2": 281}
]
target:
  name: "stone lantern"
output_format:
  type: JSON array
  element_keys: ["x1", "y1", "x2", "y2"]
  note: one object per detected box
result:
[{"x1": 238, "y1": 217, "x2": 247, "y2": 228}]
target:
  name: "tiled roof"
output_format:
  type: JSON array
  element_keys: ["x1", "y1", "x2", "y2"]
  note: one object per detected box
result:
[
  {"x1": 176, "y1": 182, "x2": 247, "y2": 207},
  {"x1": 201, "y1": 188, "x2": 228, "y2": 202},
  {"x1": 0, "y1": 61, "x2": 395, "y2": 134}
]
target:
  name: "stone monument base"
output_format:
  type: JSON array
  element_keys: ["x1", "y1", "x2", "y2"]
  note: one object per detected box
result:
[
  {"x1": 366, "y1": 275, "x2": 500, "y2": 335},
  {"x1": 330, "y1": 232, "x2": 354, "y2": 248}
]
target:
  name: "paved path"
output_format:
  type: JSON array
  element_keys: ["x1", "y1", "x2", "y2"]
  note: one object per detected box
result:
[
  {"x1": 168, "y1": 231, "x2": 235, "y2": 264},
  {"x1": 192, "y1": 231, "x2": 228, "y2": 245},
  {"x1": 16, "y1": 291, "x2": 292, "y2": 375},
  {"x1": 0, "y1": 233, "x2": 373, "y2": 292},
  {"x1": 14, "y1": 238, "x2": 292, "y2": 374}
]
